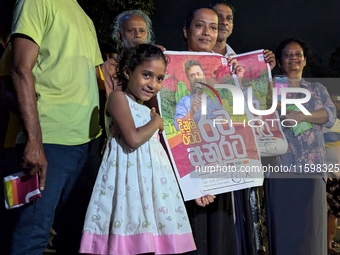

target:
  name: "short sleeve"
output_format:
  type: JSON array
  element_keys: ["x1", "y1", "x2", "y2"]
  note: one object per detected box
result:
[{"x1": 11, "y1": 0, "x2": 48, "y2": 46}]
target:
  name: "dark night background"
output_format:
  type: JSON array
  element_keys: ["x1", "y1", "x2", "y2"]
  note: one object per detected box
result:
[{"x1": 150, "y1": 0, "x2": 340, "y2": 77}]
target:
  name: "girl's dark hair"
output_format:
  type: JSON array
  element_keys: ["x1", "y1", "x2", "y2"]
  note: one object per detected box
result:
[
  {"x1": 184, "y1": 5, "x2": 218, "y2": 33},
  {"x1": 116, "y1": 44, "x2": 168, "y2": 91},
  {"x1": 275, "y1": 38, "x2": 310, "y2": 66}
]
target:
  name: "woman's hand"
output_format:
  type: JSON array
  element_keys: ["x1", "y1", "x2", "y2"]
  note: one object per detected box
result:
[
  {"x1": 227, "y1": 58, "x2": 244, "y2": 78},
  {"x1": 155, "y1": 45, "x2": 166, "y2": 52},
  {"x1": 195, "y1": 194, "x2": 216, "y2": 207},
  {"x1": 263, "y1": 49, "x2": 276, "y2": 70},
  {"x1": 281, "y1": 110, "x2": 304, "y2": 125}
]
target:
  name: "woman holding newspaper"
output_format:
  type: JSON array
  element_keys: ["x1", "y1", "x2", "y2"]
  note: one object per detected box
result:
[
  {"x1": 265, "y1": 38, "x2": 336, "y2": 255},
  {"x1": 180, "y1": 4, "x2": 244, "y2": 255}
]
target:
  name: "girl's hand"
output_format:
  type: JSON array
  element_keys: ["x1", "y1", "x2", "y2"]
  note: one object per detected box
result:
[
  {"x1": 195, "y1": 194, "x2": 216, "y2": 207},
  {"x1": 150, "y1": 107, "x2": 164, "y2": 133}
]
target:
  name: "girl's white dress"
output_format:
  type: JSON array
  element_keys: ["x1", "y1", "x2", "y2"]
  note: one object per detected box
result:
[{"x1": 79, "y1": 95, "x2": 196, "y2": 254}]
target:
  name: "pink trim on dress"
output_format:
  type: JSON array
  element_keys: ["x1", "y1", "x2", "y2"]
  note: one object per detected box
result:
[{"x1": 80, "y1": 232, "x2": 196, "y2": 254}]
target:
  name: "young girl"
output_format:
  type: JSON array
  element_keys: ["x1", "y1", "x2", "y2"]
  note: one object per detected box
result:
[{"x1": 79, "y1": 44, "x2": 196, "y2": 255}]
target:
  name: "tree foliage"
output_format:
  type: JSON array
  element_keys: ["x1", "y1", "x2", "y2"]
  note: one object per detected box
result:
[{"x1": 78, "y1": 0, "x2": 155, "y2": 44}]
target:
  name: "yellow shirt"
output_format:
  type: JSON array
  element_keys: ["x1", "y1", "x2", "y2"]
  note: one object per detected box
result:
[{"x1": 12, "y1": 0, "x2": 103, "y2": 145}]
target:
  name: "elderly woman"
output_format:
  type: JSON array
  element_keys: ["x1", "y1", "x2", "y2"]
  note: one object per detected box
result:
[{"x1": 265, "y1": 38, "x2": 336, "y2": 255}]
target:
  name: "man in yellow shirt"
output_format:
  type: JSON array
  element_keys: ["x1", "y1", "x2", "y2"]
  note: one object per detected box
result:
[
  {"x1": 0, "y1": 1, "x2": 21, "y2": 254},
  {"x1": 10, "y1": 0, "x2": 103, "y2": 254}
]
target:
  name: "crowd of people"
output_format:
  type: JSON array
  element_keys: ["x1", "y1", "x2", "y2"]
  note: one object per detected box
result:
[{"x1": 0, "y1": 0, "x2": 339, "y2": 255}]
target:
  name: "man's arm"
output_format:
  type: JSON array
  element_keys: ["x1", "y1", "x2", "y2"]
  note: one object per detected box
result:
[{"x1": 11, "y1": 36, "x2": 47, "y2": 190}]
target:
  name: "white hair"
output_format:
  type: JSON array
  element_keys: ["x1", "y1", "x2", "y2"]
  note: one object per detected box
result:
[{"x1": 112, "y1": 10, "x2": 155, "y2": 46}]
